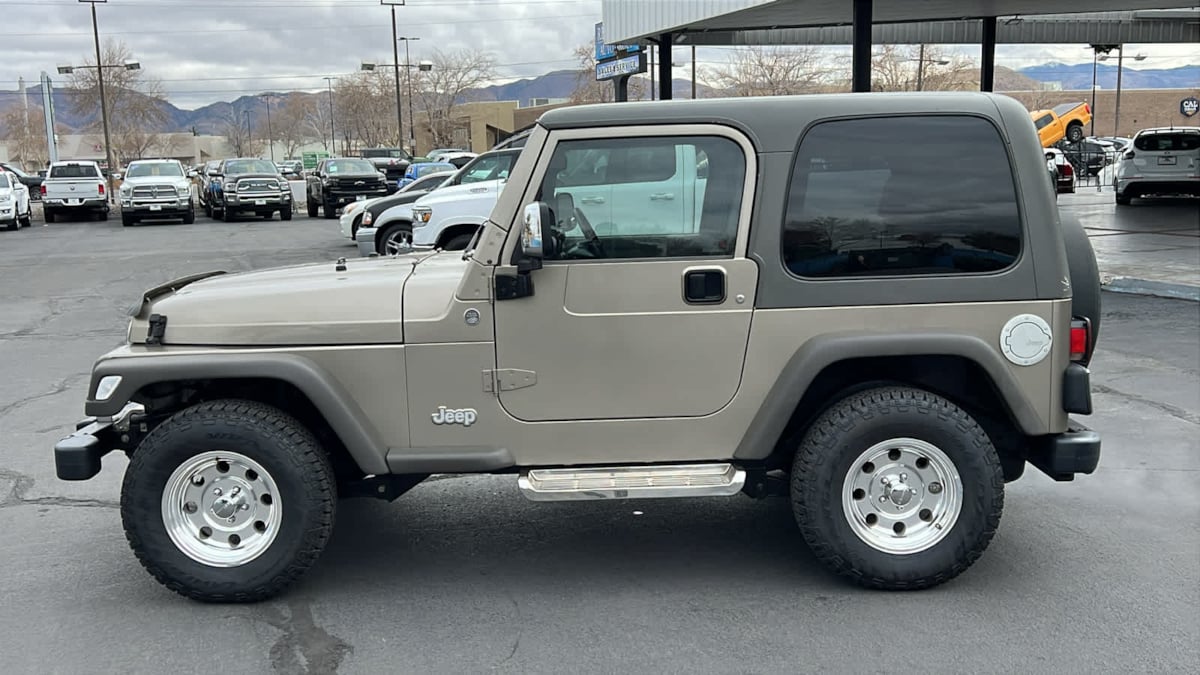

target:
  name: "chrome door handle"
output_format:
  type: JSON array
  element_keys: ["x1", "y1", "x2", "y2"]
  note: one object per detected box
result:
[
  {"x1": 650, "y1": 192, "x2": 675, "y2": 201},
  {"x1": 579, "y1": 196, "x2": 605, "y2": 204}
]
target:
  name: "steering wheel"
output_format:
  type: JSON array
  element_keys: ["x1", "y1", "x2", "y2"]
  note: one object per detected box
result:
[{"x1": 562, "y1": 206, "x2": 606, "y2": 259}]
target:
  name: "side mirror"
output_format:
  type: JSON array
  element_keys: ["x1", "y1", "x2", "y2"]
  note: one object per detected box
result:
[
  {"x1": 1044, "y1": 152, "x2": 1055, "y2": 161},
  {"x1": 112, "y1": 173, "x2": 122, "y2": 180},
  {"x1": 187, "y1": 170, "x2": 199, "y2": 178},
  {"x1": 521, "y1": 202, "x2": 550, "y2": 259},
  {"x1": 208, "y1": 171, "x2": 221, "y2": 177}
]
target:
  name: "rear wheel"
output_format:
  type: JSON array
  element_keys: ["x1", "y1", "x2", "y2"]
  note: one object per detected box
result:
[
  {"x1": 790, "y1": 386, "x2": 1003, "y2": 590},
  {"x1": 120, "y1": 400, "x2": 336, "y2": 602},
  {"x1": 98, "y1": 209, "x2": 108, "y2": 222},
  {"x1": 1115, "y1": 193, "x2": 1132, "y2": 206},
  {"x1": 43, "y1": 208, "x2": 55, "y2": 224},
  {"x1": 1066, "y1": 123, "x2": 1084, "y2": 144}
]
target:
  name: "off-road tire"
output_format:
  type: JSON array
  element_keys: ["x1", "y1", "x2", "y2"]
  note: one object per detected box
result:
[
  {"x1": 1066, "y1": 123, "x2": 1084, "y2": 144},
  {"x1": 306, "y1": 197, "x2": 319, "y2": 218},
  {"x1": 121, "y1": 399, "x2": 337, "y2": 603},
  {"x1": 790, "y1": 386, "x2": 1004, "y2": 591}
]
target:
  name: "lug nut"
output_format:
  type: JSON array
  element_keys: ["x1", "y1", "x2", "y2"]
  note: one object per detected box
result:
[
  {"x1": 227, "y1": 516, "x2": 236, "y2": 523},
  {"x1": 929, "y1": 482, "x2": 943, "y2": 494},
  {"x1": 900, "y1": 473, "x2": 908, "y2": 481},
  {"x1": 213, "y1": 487, "x2": 223, "y2": 496},
  {"x1": 231, "y1": 487, "x2": 241, "y2": 496},
  {"x1": 190, "y1": 475, "x2": 204, "y2": 486},
  {"x1": 240, "y1": 503, "x2": 250, "y2": 511}
]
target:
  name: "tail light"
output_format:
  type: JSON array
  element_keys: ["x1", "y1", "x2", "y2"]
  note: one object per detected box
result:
[
  {"x1": 1084, "y1": 103, "x2": 1091, "y2": 115},
  {"x1": 39, "y1": 184, "x2": 46, "y2": 196},
  {"x1": 1124, "y1": 150, "x2": 1136, "y2": 160},
  {"x1": 98, "y1": 183, "x2": 105, "y2": 195},
  {"x1": 1069, "y1": 318, "x2": 1093, "y2": 364},
  {"x1": 1061, "y1": 162, "x2": 1073, "y2": 177}
]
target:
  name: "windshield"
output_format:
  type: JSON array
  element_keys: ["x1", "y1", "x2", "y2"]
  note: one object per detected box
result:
[
  {"x1": 325, "y1": 159, "x2": 376, "y2": 174},
  {"x1": 402, "y1": 173, "x2": 450, "y2": 193},
  {"x1": 224, "y1": 159, "x2": 278, "y2": 174},
  {"x1": 417, "y1": 163, "x2": 456, "y2": 177},
  {"x1": 126, "y1": 163, "x2": 183, "y2": 178},
  {"x1": 452, "y1": 152, "x2": 517, "y2": 185}
]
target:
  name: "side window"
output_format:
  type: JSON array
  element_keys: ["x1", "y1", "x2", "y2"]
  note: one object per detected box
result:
[
  {"x1": 537, "y1": 135, "x2": 745, "y2": 260},
  {"x1": 1034, "y1": 114, "x2": 1054, "y2": 130},
  {"x1": 782, "y1": 116, "x2": 1021, "y2": 278}
]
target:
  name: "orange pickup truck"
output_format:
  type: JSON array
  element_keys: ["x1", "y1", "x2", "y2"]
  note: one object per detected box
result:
[{"x1": 1031, "y1": 102, "x2": 1092, "y2": 146}]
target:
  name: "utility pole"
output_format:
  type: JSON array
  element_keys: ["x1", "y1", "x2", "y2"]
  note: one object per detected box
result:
[
  {"x1": 691, "y1": 45, "x2": 696, "y2": 99},
  {"x1": 383, "y1": 1, "x2": 405, "y2": 148},
  {"x1": 81, "y1": 0, "x2": 115, "y2": 202},
  {"x1": 264, "y1": 97, "x2": 274, "y2": 162},
  {"x1": 400, "y1": 37, "x2": 420, "y2": 154},
  {"x1": 916, "y1": 43, "x2": 925, "y2": 91},
  {"x1": 323, "y1": 76, "x2": 336, "y2": 155},
  {"x1": 243, "y1": 110, "x2": 252, "y2": 155}
]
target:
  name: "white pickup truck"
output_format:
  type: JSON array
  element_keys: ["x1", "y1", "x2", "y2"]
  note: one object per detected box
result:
[{"x1": 41, "y1": 160, "x2": 110, "y2": 223}]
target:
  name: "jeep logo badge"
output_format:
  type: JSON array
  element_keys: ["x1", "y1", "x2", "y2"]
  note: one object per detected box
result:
[{"x1": 431, "y1": 406, "x2": 477, "y2": 426}]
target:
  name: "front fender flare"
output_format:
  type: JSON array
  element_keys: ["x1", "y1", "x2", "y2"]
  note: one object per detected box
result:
[{"x1": 85, "y1": 352, "x2": 390, "y2": 475}]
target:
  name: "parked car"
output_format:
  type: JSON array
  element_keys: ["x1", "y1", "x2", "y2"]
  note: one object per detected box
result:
[
  {"x1": 1044, "y1": 147, "x2": 1075, "y2": 194},
  {"x1": 0, "y1": 161, "x2": 44, "y2": 200},
  {"x1": 41, "y1": 160, "x2": 109, "y2": 222},
  {"x1": 1114, "y1": 126, "x2": 1200, "y2": 205},
  {"x1": 276, "y1": 161, "x2": 303, "y2": 180},
  {"x1": 425, "y1": 147, "x2": 466, "y2": 160},
  {"x1": 358, "y1": 148, "x2": 412, "y2": 189},
  {"x1": 1061, "y1": 138, "x2": 1113, "y2": 177},
  {"x1": 53, "y1": 92, "x2": 1104, "y2": 602},
  {"x1": 357, "y1": 148, "x2": 521, "y2": 255},
  {"x1": 433, "y1": 152, "x2": 478, "y2": 169},
  {"x1": 0, "y1": 170, "x2": 33, "y2": 230},
  {"x1": 204, "y1": 158, "x2": 293, "y2": 221},
  {"x1": 118, "y1": 159, "x2": 196, "y2": 226},
  {"x1": 1031, "y1": 102, "x2": 1092, "y2": 146},
  {"x1": 305, "y1": 158, "x2": 390, "y2": 219},
  {"x1": 341, "y1": 170, "x2": 454, "y2": 242},
  {"x1": 396, "y1": 161, "x2": 457, "y2": 189}
]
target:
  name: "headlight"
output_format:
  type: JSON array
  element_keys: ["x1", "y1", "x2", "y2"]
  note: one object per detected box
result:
[
  {"x1": 224, "y1": 180, "x2": 237, "y2": 190},
  {"x1": 362, "y1": 210, "x2": 373, "y2": 226},
  {"x1": 0, "y1": 194, "x2": 11, "y2": 202},
  {"x1": 412, "y1": 206, "x2": 432, "y2": 224},
  {"x1": 95, "y1": 375, "x2": 122, "y2": 401},
  {"x1": 119, "y1": 185, "x2": 132, "y2": 196}
]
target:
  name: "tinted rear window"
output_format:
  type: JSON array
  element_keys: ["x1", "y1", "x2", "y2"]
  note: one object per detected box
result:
[
  {"x1": 1133, "y1": 133, "x2": 1200, "y2": 152},
  {"x1": 50, "y1": 164, "x2": 100, "y2": 179},
  {"x1": 782, "y1": 115, "x2": 1021, "y2": 278}
]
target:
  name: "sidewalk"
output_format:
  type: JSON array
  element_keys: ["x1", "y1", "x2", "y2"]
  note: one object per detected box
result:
[{"x1": 1058, "y1": 188, "x2": 1200, "y2": 302}]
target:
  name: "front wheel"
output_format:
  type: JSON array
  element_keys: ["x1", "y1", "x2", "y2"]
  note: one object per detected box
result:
[
  {"x1": 183, "y1": 205, "x2": 196, "y2": 225},
  {"x1": 121, "y1": 400, "x2": 336, "y2": 602},
  {"x1": 280, "y1": 208, "x2": 293, "y2": 221},
  {"x1": 790, "y1": 386, "x2": 1003, "y2": 590},
  {"x1": 377, "y1": 222, "x2": 413, "y2": 255}
]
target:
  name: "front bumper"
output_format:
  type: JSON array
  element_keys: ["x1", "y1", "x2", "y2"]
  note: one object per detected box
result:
[
  {"x1": 326, "y1": 190, "x2": 389, "y2": 207},
  {"x1": 356, "y1": 226, "x2": 378, "y2": 256},
  {"x1": 1026, "y1": 421, "x2": 1102, "y2": 482},
  {"x1": 54, "y1": 403, "x2": 142, "y2": 481},
  {"x1": 121, "y1": 197, "x2": 191, "y2": 215},
  {"x1": 225, "y1": 192, "x2": 291, "y2": 208}
]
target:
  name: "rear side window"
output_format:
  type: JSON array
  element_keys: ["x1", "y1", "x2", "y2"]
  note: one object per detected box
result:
[
  {"x1": 1133, "y1": 133, "x2": 1200, "y2": 152},
  {"x1": 782, "y1": 116, "x2": 1022, "y2": 278},
  {"x1": 50, "y1": 164, "x2": 100, "y2": 179},
  {"x1": 1034, "y1": 114, "x2": 1054, "y2": 130}
]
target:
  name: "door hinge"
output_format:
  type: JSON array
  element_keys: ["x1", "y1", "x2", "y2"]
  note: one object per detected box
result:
[{"x1": 482, "y1": 369, "x2": 537, "y2": 393}]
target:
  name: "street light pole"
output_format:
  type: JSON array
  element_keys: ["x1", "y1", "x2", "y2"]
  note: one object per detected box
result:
[
  {"x1": 264, "y1": 97, "x2": 274, "y2": 162},
  {"x1": 81, "y1": 0, "x2": 115, "y2": 202},
  {"x1": 243, "y1": 110, "x2": 252, "y2": 155},
  {"x1": 383, "y1": 1, "x2": 405, "y2": 148},
  {"x1": 400, "y1": 36, "x2": 419, "y2": 154},
  {"x1": 323, "y1": 76, "x2": 336, "y2": 155}
]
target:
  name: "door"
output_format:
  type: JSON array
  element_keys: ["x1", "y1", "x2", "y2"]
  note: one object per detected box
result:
[{"x1": 493, "y1": 131, "x2": 757, "y2": 422}]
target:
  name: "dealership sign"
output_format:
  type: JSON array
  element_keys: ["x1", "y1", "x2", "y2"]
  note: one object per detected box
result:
[
  {"x1": 1182, "y1": 97, "x2": 1199, "y2": 118},
  {"x1": 594, "y1": 22, "x2": 645, "y2": 82}
]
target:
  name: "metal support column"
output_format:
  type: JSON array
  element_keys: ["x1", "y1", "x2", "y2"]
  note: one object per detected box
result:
[
  {"x1": 658, "y1": 33, "x2": 673, "y2": 100},
  {"x1": 852, "y1": 0, "x2": 872, "y2": 92},
  {"x1": 980, "y1": 17, "x2": 996, "y2": 92}
]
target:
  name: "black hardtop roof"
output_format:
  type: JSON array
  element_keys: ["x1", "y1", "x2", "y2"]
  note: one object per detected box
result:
[{"x1": 537, "y1": 92, "x2": 1022, "y2": 152}]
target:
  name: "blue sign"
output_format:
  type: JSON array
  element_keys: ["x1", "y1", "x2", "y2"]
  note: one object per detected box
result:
[
  {"x1": 596, "y1": 53, "x2": 646, "y2": 81},
  {"x1": 594, "y1": 22, "x2": 641, "y2": 62},
  {"x1": 1182, "y1": 97, "x2": 1199, "y2": 118}
]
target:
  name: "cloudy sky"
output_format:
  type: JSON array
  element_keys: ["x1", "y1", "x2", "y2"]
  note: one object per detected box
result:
[{"x1": 0, "y1": 0, "x2": 1195, "y2": 110}]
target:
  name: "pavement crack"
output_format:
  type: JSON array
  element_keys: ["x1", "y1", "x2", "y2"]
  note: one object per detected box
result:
[
  {"x1": 262, "y1": 598, "x2": 353, "y2": 674},
  {"x1": 0, "y1": 469, "x2": 118, "y2": 510},
  {"x1": 0, "y1": 372, "x2": 89, "y2": 418},
  {"x1": 1092, "y1": 383, "x2": 1200, "y2": 426},
  {"x1": 0, "y1": 469, "x2": 35, "y2": 507},
  {"x1": 497, "y1": 590, "x2": 523, "y2": 667}
]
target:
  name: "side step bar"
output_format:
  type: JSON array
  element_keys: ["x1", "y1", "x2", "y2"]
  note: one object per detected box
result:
[{"x1": 518, "y1": 463, "x2": 746, "y2": 501}]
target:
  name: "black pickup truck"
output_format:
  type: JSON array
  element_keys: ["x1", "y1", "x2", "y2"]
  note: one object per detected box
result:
[
  {"x1": 359, "y1": 147, "x2": 411, "y2": 193},
  {"x1": 305, "y1": 157, "x2": 390, "y2": 218}
]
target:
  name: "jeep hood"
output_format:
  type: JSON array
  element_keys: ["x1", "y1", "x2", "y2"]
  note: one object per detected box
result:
[{"x1": 129, "y1": 254, "x2": 432, "y2": 346}]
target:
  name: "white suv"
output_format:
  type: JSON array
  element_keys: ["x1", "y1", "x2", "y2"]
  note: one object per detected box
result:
[{"x1": 1115, "y1": 127, "x2": 1200, "y2": 205}]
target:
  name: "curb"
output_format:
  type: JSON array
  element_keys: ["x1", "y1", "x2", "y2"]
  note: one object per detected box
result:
[{"x1": 1102, "y1": 276, "x2": 1200, "y2": 302}]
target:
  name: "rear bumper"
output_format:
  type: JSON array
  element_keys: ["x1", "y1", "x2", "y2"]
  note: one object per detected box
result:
[
  {"x1": 1026, "y1": 421, "x2": 1101, "y2": 481},
  {"x1": 44, "y1": 198, "x2": 108, "y2": 211},
  {"x1": 1116, "y1": 178, "x2": 1200, "y2": 198}
]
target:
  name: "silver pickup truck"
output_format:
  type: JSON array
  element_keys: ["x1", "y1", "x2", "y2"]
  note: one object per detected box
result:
[{"x1": 42, "y1": 160, "x2": 110, "y2": 223}]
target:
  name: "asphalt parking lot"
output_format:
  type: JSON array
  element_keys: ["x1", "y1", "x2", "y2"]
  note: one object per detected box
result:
[{"x1": 1, "y1": 204, "x2": 1197, "y2": 673}]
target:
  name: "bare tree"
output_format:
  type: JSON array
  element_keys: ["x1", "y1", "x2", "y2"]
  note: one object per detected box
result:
[
  {"x1": 870, "y1": 44, "x2": 977, "y2": 92},
  {"x1": 412, "y1": 48, "x2": 497, "y2": 149},
  {"x1": 569, "y1": 43, "x2": 646, "y2": 104},
  {"x1": 335, "y1": 70, "x2": 395, "y2": 153},
  {"x1": 274, "y1": 95, "x2": 315, "y2": 159},
  {"x1": 220, "y1": 106, "x2": 262, "y2": 157},
  {"x1": 706, "y1": 45, "x2": 831, "y2": 97},
  {"x1": 67, "y1": 39, "x2": 169, "y2": 164},
  {"x1": 303, "y1": 94, "x2": 334, "y2": 152},
  {"x1": 2, "y1": 104, "x2": 51, "y2": 169}
]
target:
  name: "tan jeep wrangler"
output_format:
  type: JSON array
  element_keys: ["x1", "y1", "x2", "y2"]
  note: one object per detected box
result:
[{"x1": 55, "y1": 92, "x2": 1102, "y2": 602}]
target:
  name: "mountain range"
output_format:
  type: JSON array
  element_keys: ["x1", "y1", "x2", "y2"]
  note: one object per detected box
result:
[{"x1": 2, "y1": 63, "x2": 1196, "y2": 137}]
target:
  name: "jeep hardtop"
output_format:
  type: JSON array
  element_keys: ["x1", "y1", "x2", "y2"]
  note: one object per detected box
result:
[{"x1": 54, "y1": 92, "x2": 1102, "y2": 602}]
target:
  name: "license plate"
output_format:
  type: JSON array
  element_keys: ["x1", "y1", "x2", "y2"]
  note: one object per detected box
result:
[
  {"x1": 1158, "y1": 156, "x2": 1176, "y2": 165},
  {"x1": 255, "y1": 199, "x2": 267, "y2": 206},
  {"x1": 149, "y1": 205, "x2": 162, "y2": 211},
  {"x1": 356, "y1": 195, "x2": 366, "y2": 201}
]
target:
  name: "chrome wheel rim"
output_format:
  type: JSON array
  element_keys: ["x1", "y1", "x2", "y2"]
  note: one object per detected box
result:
[
  {"x1": 384, "y1": 229, "x2": 412, "y2": 255},
  {"x1": 841, "y1": 438, "x2": 962, "y2": 555},
  {"x1": 161, "y1": 451, "x2": 282, "y2": 567}
]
